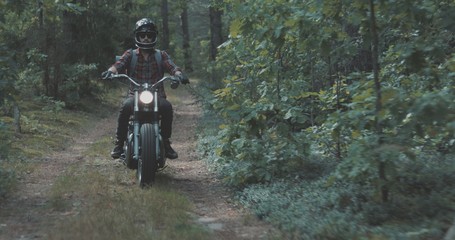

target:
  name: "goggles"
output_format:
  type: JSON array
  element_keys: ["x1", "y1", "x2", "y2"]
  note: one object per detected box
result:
[{"x1": 138, "y1": 32, "x2": 156, "y2": 39}]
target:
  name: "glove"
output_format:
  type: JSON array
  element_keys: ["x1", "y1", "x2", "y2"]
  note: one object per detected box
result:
[
  {"x1": 101, "y1": 70, "x2": 114, "y2": 80},
  {"x1": 177, "y1": 73, "x2": 190, "y2": 84}
]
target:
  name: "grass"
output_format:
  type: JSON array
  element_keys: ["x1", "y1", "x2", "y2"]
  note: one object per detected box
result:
[
  {"x1": 47, "y1": 162, "x2": 212, "y2": 240},
  {"x1": 49, "y1": 84, "x2": 211, "y2": 239},
  {"x1": 0, "y1": 98, "x2": 96, "y2": 199}
]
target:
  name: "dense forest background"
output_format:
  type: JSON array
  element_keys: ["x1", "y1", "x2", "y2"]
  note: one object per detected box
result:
[{"x1": 1, "y1": 0, "x2": 454, "y2": 239}]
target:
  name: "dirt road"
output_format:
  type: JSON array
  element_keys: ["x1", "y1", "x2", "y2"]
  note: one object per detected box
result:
[{"x1": 0, "y1": 87, "x2": 273, "y2": 240}]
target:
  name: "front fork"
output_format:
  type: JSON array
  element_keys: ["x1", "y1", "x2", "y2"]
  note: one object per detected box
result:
[
  {"x1": 152, "y1": 91, "x2": 163, "y2": 165},
  {"x1": 132, "y1": 91, "x2": 162, "y2": 163},
  {"x1": 133, "y1": 92, "x2": 140, "y2": 161}
]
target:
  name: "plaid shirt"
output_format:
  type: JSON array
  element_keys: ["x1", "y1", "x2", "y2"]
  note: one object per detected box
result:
[{"x1": 113, "y1": 48, "x2": 181, "y2": 98}]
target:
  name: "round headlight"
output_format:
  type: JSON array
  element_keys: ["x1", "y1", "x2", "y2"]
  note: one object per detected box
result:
[{"x1": 139, "y1": 91, "x2": 153, "y2": 104}]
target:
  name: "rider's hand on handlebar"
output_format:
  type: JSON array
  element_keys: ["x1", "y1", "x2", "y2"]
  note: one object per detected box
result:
[
  {"x1": 176, "y1": 72, "x2": 190, "y2": 84},
  {"x1": 101, "y1": 70, "x2": 114, "y2": 80}
]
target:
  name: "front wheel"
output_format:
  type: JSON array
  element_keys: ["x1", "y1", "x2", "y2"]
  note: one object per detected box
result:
[{"x1": 137, "y1": 123, "x2": 158, "y2": 187}]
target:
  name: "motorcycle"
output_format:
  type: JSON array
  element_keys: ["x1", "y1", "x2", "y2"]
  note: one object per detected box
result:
[{"x1": 108, "y1": 73, "x2": 181, "y2": 187}]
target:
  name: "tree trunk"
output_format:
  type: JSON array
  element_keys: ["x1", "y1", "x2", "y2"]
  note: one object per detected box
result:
[
  {"x1": 331, "y1": 55, "x2": 343, "y2": 161},
  {"x1": 209, "y1": 4, "x2": 223, "y2": 86},
  {"x1": 209, "y1": 5, "x2": 223, "y2": 61},
  {"x1": 369, "y1": 0, "x2": 387, "y2": 203},
  {"x1": 38, "y1": 0, "x2": 50, "y2": 96},
  {"x1": 43, "y1": 32, "x2": 51, "y2": 96},
  {"x1": 53, "y1": 63, "x2": 61, "y2": 99},
  {"x1": 38, "y1": 0, "x2": 44, "y2": 27},
  {"x1": 13, "y1": 103, "x2": 21, "y2": 134},
  {"x1": 160, "y1": 0, "x2": 170, "y2": 51},
  {"x1": 180, "y1": 5, "x2": 193, "y2": 72}
]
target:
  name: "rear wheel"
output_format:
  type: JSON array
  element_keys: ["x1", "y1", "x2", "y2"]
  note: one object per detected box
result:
[{"x1": 138, "y1": 123, "x2": 158, "y2": 187}]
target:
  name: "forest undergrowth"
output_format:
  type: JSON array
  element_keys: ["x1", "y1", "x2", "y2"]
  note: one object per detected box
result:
[
  {"x1": 193, "y1": 0, "x2": 455, "y2": 239},
  {"x1": 197, "y1": 108, "x2": 455, "y2": 239}
]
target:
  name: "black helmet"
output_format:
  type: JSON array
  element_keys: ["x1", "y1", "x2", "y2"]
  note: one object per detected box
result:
[{"x1": 134, "y1": 18, "x2": 158, "y2": 49}]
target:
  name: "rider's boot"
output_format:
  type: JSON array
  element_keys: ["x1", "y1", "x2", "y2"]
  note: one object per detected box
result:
[
  {"x1": 111, "y1": 140, "x2": 124, "y2": 159},
  {"x1": 164, "y1": 139, "x2": 178, "y2": 159}
]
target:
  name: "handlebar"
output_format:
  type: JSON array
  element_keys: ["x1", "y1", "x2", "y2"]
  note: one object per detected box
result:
[{"x1": 110, "y1": 74, "x2": 180, "y2": 89}]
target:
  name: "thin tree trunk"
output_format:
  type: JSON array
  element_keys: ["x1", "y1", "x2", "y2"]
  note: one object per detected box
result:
[
  {"x1": 38, "y1": 0, "x2": 44, "y2": 27},
  {"x1": 369, "y1": 0, "x2": 387, "y2": 202},
  {"x1": 209, "y1": 4, "x2": 223, "y2": 86},
  {"x1": 331, "y1": 56, "x2": 342, "y2": 161},
  {"x1": 310, "y1": 57, "x2": 315, "y2": 126},
  {"x1": 44, "y1": 32, "x2": 51, "y2": 96},
  {"x1": 209, "y1": 6, "x2": 223, "y2": 61},
  {"x1": 180, "y1": 5, "x2": 193, "y2": 72},
  {"x1": 160, "y1": 0, "x2": 170, "y2": 51},
  {"x1": 38, "y1": 0, "x2": 50, "y2": 96},
  {"x1": 13, "y1": 103, "x2": 21, "y2": 134},
  {"x1": 53, "y1": 63, "x2": 61, "y2": 99}
]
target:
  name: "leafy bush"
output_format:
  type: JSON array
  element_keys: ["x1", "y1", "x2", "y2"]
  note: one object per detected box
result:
[
  {"x1": 235, "y1": 153, "x2": 455, "y2": 239},
  {"x1": 194, "y1": 0, "x2": 455, "y2": 238},
  {"x1": 199, "y1": 88, "x2": 454, "y2": 239},
  {"x1": 17, "y1": 49, "x2": 99, "y2": 108},
  {"x1": 60, "y1": 63, "x2": 98, "y2": 107},
  {"x1": 38, "y1": 95, "x2": 66, "y2": 113},
  {"x1": 237, "y1": 177, "x2": 367, "y2": 239}
]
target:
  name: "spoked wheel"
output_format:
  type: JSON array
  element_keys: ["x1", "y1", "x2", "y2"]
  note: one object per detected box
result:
[{"x1": 137, "y1": 123, "x2": 158, "y2": 187}]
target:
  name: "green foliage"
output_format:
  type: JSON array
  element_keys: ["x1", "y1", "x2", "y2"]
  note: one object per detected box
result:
[
  {"x1": 206, "y1": 0, "x2": 329, "y2": 186},
  {"x1": 198, "y1": 0, "x2": 455, "y2": 238},
  {"x1": 238, "y1": 180, "x2": 368, "y2": 239},
  {"x1": 37, "y1": 95, "x2": 66, "y2": 114},
  {"x1": 210, "y1": 0, "x2": 455, "y2": 186},
  {"x1": 0, "y1": 44, "x2": 18, "y2": 103},
  {"x1": 1, "y1": 0, "x2": 204, "y2": 105},
  {"x1": 0, "y1": 42, "x2": 18, "y2": 162},
  {"x1": 16, "y1": 49, "x2": 99, "y2": 107},
  {"x1": 15, "y1": 49, "x2": 47, "y2": 96},
  {"x1": 237, "y1": 153, "x2": 455, "y2": 239},
  {"x1": 0, "y1": 39, "x2": 19, "y2": 197},
  {"x1": 59, "y1": 63, "x2": 98, "y2": 107}
]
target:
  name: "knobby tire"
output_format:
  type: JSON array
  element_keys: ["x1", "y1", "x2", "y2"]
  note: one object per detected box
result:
[{"x1": 138, "y1": 123, "x2": 158, "y2": 187}]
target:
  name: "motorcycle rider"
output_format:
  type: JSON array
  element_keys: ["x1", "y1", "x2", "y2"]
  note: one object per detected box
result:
[{"x1": 102, "y1": 18, "x2": 189, "y2": 160}]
